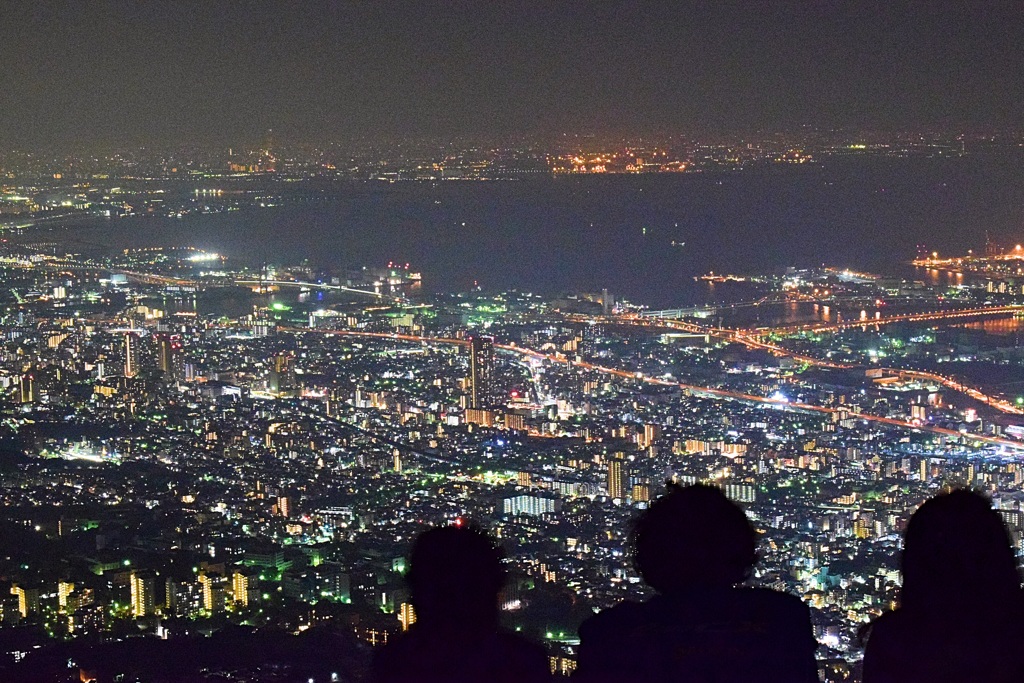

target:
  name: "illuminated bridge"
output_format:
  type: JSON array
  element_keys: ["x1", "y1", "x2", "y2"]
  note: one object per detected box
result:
[
  {"x1": 641, "y1": 296, "x2": 781, "y2": 319},
  {"x1": 758, "y1": 305, "x2": 1024, "y2": 336},
  {"x1": 234, "y1": 279, "x2": 405, "y2": 302},
  {"x1": 608, "y1": 315, "x2": 1024, "y2": 415}
]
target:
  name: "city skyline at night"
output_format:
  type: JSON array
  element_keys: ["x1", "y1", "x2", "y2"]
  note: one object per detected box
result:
[{"x1": 2, "y1": 3, "x2": 1024, "y2": 682}]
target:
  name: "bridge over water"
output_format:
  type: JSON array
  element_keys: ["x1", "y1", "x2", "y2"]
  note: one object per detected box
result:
[{"x1": 234, "y1": 279, "x2": 406, "y2": 303}]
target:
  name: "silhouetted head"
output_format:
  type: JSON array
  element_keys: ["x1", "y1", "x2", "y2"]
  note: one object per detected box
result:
[
  {"x1": 632, "y1": 483, "x2": 757, "y2": 593},
  {"x1": 406, "y1": 523, "x2": 506, "y2": 628},
  {"x1": 900, "y1": 489, "x2": 1021, "y2": 613}
]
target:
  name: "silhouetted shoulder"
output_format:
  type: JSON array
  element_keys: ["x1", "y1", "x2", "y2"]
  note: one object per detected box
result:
[
  {"x1": 372, "y1": 627, "x2": 549, "y2": 683},
  {"x1": 861, "y1": 611, "x2": 908, "y2": 683},
  {"x1": 575, "y1": 600, "x2": 652, "y2": 683},
  {"x1": 864, "y1": 605, "x2": 1024, "y2": 683},
  {"x1": 575, "y1": 600, "x2": 646, "y2": 678},
  {"x1": 372, "y1": 524, "x2": 551, "y2": 682},
  {"x1": 864, "y1": 490, "x2": 1024, "y2": 683},
  {"x1": 576, "y1": 588, "x2": 817, "y2": 683},
  {"x1": 577, "y1": 599, "x2": 646, "y2": 642},
  {"x1": 738, "y1": 586, "x2": 814, "y2": 624}
]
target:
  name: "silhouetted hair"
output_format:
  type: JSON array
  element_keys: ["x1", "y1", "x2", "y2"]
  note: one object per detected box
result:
[
  {"x1": 900, "y1": 489, "x2": 1021, "y2": 613},
  {"x1": 632, "y1": 483, "x2": 757, "y2": 593},
  {"x1": 406, "y1": 523, "x2": 506, "y2": 626}
]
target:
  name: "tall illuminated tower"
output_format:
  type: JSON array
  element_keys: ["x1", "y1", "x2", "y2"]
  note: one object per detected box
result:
[
  {"x1": 468, "y1": 335, "x2": 494, "y2": 409},
  {"x1": 399, "y1": 601, "x2": 417, "y2": 631},
  {"x1": 131, "y1": 571, "x2": 156, "y2": 617},
  {"x1": 11, "y1": 585, "x2": 39, "y2": 618},
  {"x1": 156, "y1": 334, "x2": 181, "y2": 376},
  {"x1": 608, "y1": 453, "x2": 628, "y2": 500},
  {"x1": 58, "y1": 581, "x2": 75, "y2": 611},
  {"x1": 18, "y1": 373, "x2": 35, "y2": 403},
  {"x1": 232, "y1": 570, "x2": 253, "y2": 608},
  {"x1": 199, "y1": 573, "x2": 228, "y2": 613},
  {"x1": 124, "y1": 332, "x2": 139, "y2": 378}
]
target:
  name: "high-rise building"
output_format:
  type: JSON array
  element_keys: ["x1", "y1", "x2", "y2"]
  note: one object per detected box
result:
[
  {"x1": 465, "y1": 408, "x2": 496, "y2": 427},
  {"x1": 641, "y1": 423, "x2": 662, "y2": 448},
  {"x1": 724, "y1": 483, "x2": 757, "y2": 504},
  {"x1": 399, "y1": 601, "x2": 417, "y2": 631},
  {"x1": 631, "y1": 483, "x2": 651, "y2": 502},
  {"x1": 608, "y1": 454, "x2": 629, "y2": 500},
  {"x1": 58, "y1": 581, "x2": 75, "y2": 611},
  {"x1": 123, "y1": 332, "x2": 139, "y2": 378},
  {"x1": 504, "y1": 412, "x2": 527, "y2": 431},
  {"x1": 232, "y1": 570, "x2": 257, "y2": 608},
  {"x1": 10, "y1": 585, "x2": 39, "y2": 618},
  {"x1": 18, "y1": 373, "x2": 35, "y2": 403},
  {"x1": 130, "y1": 571, "x2": 156, "y2": 618},
  {"x1": 268, "y1": 352, "x2": 296, "y2": 395},
  {"x1": 601, "y1": 288, "x2": 614, "y2": 315},
  {"x1": 156, "y1": 334, "x2": 181, "y2": 377},
  {"x1": 468, "y1": 335, "x2": 494, "y2": 409},
  {"x1": 502, "y1": 494, "x2": 560, "y2": 516},
  {"x1": 199, "y1": 573, "x2": 228, "y2": 613}
]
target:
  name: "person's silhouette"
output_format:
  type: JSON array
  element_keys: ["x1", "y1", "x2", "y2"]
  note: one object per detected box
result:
[
  {"x1": 575, "y1": 483, "x2": 818, "y2": 682},
  {"x1": 370, "y1": 523, "x2": 549, "y2": 683},
  {"x1": 863, "y1": 489, "x2": 1024, "y2": 683}
]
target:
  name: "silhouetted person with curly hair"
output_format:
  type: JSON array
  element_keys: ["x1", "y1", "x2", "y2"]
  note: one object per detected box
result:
[
  {"x1": 576, "y1": 483, "x2": 818, "y2": 682},
  {"x1": 863, "y1": 489, "x2": 1024, "y2": 683},
  {"x1": 370, "y1": 523, "x2": 549, "y2": 683}
]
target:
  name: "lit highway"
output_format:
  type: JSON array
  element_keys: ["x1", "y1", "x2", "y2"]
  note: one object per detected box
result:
[
  {"x1": 284, "y1": 327, "x2": 1024, "y2": 452},
  {"x1": 618, "y1": 312, "x2": 1024, "y2": 416},
  {"x1": 760, "y1": 304, "x2": 1024, "y2": 336}
]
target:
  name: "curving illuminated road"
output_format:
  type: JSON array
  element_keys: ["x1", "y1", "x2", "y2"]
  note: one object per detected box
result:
[
  {"x1": 283, "y1": 326, "x2": 1024, "y2": 451},
  {"x1": 614, "y1": 313, "x2": 1024, "y2": 415}
]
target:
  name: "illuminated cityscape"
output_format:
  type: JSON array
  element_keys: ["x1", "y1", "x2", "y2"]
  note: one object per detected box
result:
[
  {"x1": 4, "y1": 172, "x2": 1024, "y2": 679},
  {"x1": 2, "y1": 2, "x2": 1024, "y2": 682}
]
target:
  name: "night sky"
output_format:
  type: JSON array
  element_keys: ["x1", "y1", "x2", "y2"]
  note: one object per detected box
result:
[{"x1": 1, "y1": 0, "x2": 1022, "y2": 145}]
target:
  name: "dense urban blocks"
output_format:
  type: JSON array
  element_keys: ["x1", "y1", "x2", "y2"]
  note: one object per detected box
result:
[{"x1": 3, "y1": 136, "x2": 1024, "y2": 682}]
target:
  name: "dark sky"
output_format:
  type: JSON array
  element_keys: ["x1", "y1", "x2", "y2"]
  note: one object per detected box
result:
[{"x1": 1, "y1": 0, "x2": 1022, "y2": 145}]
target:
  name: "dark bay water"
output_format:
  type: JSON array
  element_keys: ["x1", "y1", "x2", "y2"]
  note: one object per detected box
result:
[{"x1": 48, "y1": 155, "x2": 1024, "y2": 309}]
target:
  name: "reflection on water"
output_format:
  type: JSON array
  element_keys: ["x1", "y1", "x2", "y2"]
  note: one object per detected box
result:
[
  {"x1": 718, "y1": 301, "x2": 840, "y2": 328},
  {"x1": 145, "y1": 287, "x2": 373, "y2": 319},
  {"x1": 39, "y1": 155, "x2": 1024, "y2": 310},
  {"x1": 955, "y1": 317, "x2": 1024, "y2": 337},
  {"x1": 916, "y1": 266, "x2": 968, "y2": 288}
]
